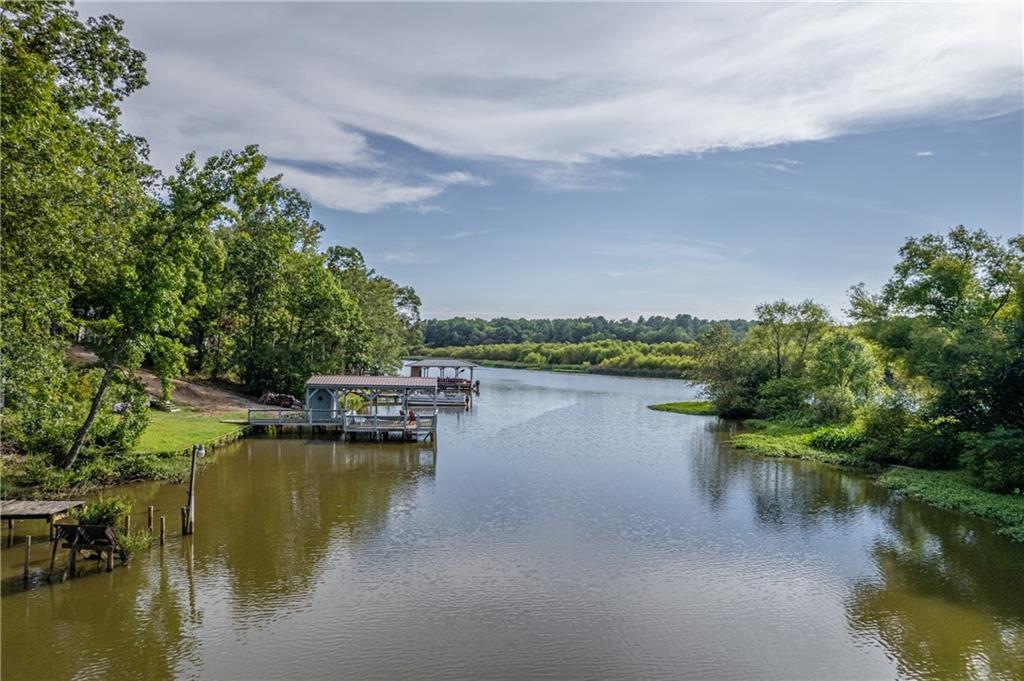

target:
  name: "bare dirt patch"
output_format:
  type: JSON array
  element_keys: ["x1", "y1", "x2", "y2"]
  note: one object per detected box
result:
[{"x1": 68, "y1": 346, "x2": 259, "y2": 414}]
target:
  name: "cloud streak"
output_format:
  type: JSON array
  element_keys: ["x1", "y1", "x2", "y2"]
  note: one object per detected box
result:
[{"x1": 96, "y1": 2, "x2": 1022, "y2": 211}]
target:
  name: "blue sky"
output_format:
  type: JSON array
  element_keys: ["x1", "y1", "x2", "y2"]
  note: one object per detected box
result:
[{"x1": 89, "y1": 2, "x2": 1023, "y2": 320}]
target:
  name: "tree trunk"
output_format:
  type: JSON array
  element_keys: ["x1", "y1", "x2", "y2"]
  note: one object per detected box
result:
[{"x1": 63, "y1": 351, "x2": 120, "y2": 469}]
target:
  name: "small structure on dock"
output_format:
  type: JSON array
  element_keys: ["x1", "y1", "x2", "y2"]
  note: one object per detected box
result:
[
  {"x1": 248, "y1": 375, "x2": 439, "y2": 441},
  {"x1": 408, "y1": 358, "x2": 479, "y2": 394},
  {"x1": 2, "y1": 499, "x2": 84, "y2": 543}
]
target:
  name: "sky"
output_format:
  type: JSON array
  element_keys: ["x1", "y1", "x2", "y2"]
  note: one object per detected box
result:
[{"x1": 87, "y1": 2, "x2": 1023, "y2": 320}]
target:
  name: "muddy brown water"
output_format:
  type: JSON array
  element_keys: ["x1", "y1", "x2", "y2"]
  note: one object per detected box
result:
[{"x1": 3, "y1": 368, "x2": 1023, "y2": 680}]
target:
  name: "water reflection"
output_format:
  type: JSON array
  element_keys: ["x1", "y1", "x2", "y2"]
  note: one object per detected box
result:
[
  {"x1": 199, "y1": 440, "x2": 436, "y2": 623},
  {"x1": 685, "y1": 421, "x2": 1024, "y2": 680},
  {"x1": 1, "y1": 439, "x2": 437, "y2": 680},
  {"x1": 2, "y1": 369, "x2": 1023, "y2": 680},
  {"x1": 848, "y1": 505, "x2": 1024, "y2": 680}
]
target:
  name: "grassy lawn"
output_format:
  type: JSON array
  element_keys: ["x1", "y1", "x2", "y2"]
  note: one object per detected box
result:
[
  {"x1": 879, "y1": 467, "x2": 1024, "y2": 542},
  {"x1": 647, "y1": 401, "x2": 717, "y2": 416},
  {"x1": 136, "y1": 409, "x2": 247, "y2": 454}
]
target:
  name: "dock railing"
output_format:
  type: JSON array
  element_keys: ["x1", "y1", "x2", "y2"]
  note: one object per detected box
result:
[{"x1": 247, "y1": 409, "x2": 437, "y2": 433}]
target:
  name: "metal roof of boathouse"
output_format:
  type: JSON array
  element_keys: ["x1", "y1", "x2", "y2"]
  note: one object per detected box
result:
[
  {"x1": 406, "y1": 358, "x2": 479, "y2": 368},
  {"x1": 306, "y1": 375, "x2": 438, "y2": 390}
]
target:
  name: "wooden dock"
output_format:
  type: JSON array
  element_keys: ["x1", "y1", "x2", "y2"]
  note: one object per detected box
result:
[
  {"x1": 248, "y1": 409, "x2": 437, "y2": 441},
  {"x1": 248, "y1": 374, "x2": 441, "y2": 441},
  {"x1": 2, "y1": 500, "x2": 84, "y2": 542}
]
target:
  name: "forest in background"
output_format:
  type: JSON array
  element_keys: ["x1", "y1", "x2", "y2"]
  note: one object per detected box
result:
[
  {"x1": 423, "y1": 314, "x2": 750, "y2": 346},
  {"x1": 1, "y1": 2, "x2": 420, "y2": 484},
  {"x1": 420, "y1": 315, "x2": 750, "y2": 377}
]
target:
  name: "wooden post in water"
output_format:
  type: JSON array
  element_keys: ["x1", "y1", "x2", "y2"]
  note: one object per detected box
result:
[
  {"x1": 147, "y1": 506, "x2": 154, "y2": 531},
  {"x1": 184, "y1": 444, "x2": 204, "y2": 535},
  {"x1": 160, "y1": 516, "x2": 166, "y2": 545},
  {"x1": 124, "y1": 514, "x2": 131, "y2": 534},
  {"x1": 180, "y1": 507, "x2": 187, "y2": 535},
  {"x1": 106, "y1": 543, "x2": 114, "y2": 572},
  {"x1": 23, "y1": 535, "x2": 31, "y2": 582}
]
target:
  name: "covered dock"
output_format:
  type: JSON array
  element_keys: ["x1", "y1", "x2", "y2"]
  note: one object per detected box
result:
[
  {"x1": 248, "y1": 375, "x2": 439, "y2": 441},
  {"x1": 408, "y1": 358, "x2": 479, "y2": 395}
]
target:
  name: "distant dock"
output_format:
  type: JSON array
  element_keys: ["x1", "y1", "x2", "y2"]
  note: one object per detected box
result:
[{"x1": 408, "y1": 358, "x2": 479, "y2": 407}]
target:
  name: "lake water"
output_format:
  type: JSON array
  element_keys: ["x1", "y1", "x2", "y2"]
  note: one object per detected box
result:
[{"x1": 3, "y1": 368, "x2": 1023, "y2": 680}]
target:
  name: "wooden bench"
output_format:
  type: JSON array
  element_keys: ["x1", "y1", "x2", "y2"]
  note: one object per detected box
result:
[{"x1": 48, "y1": 524, "x2": 127, "y2": 582}]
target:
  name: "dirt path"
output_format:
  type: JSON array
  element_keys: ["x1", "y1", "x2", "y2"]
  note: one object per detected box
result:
[{"x1": 68, "y1": 346, "x2": 260, "y2": 414}]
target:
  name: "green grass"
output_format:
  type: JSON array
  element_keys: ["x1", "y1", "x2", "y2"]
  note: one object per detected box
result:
[
  {"x1": 879, "y1": 467, "x2": 1024, "y2": 541},
  {"x1": 647, "y1": 401, "x2": 717, "y2": 416},
  {"x1": 4, "y1": 410, "x2": 249, "y2": 496},
  {"x1": 136, "y1": 409, "x2": 247, "y2": 454},
  {"x1": 729, "y1": 422, "x2": 871, "y2": 468}
]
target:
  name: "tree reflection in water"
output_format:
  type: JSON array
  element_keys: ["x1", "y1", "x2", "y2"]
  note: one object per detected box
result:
[
  {"x1": 691, "y1": 422, "x2": 1024, "y2": 680},
  {"x1": 848, "y1": 503, "x2": 1024, "y2": 680}
]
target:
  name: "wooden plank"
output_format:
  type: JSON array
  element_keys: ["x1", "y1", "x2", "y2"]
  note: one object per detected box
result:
[{"x1": 1, "y1": 500, "x2": 84, "y2": 520}]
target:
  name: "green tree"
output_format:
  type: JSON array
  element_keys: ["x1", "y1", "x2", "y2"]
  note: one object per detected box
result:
[
  {"x1": 326, "y1": 246, "x2": 422, "y2": 373},
  {"x1": 850, "y1": 227, "x2": 1023, "y2": 433},
  {"x1": 807, "y1": 330, "x2": 880, "y2": 421},
  {"x1": 751, "y1": 300, "x2": 831, "y2": 379},
  {"x1": 63, "y1": 151, "x2": 240, "y2": 467}
]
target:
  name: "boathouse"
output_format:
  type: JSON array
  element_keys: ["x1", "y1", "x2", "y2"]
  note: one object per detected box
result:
[
  {"x1": 248, "y1": 375, "x2": 439, "y2": 441},
  {"x1": 407, "y1": 358, "x2": 479, "y2": 393}
]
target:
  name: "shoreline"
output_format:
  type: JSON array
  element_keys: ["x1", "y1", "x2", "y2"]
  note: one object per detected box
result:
[{"x1": 648, "y1": 403, "x2": 1024, "y2": 541}]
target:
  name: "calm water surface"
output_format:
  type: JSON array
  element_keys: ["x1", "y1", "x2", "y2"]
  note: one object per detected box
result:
[{"x1": 3, "y1": 368, "x2": 1024, "y2": 680}]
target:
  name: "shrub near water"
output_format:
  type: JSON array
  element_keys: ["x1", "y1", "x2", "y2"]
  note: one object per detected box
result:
[
  {"x1": 75, "y1": 496, "x2": 152, "y2": 560},
  {"x1": 961, "y1": 427, "x2": 1024, "y2": 494},
  {"x1": 76, "y1": 496, "x2": 132, "y2": 526},
  {"x1": 808, "y1": 425, "x2": 865, "y2": 451}
]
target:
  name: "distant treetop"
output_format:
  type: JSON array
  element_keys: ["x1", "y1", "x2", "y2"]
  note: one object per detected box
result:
[{"x1": 422, "y1": 315, "x2": 751, "y2": 347}]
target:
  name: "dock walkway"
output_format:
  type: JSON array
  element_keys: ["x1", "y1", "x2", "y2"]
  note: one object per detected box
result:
[{"x1": 2, "y1": 500, "x2": 84, "y2": 542}]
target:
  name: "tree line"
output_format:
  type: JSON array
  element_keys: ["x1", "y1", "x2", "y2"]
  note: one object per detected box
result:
[
  {"x1": 1, "y1": 2, "x2": 420, "y2": 470},
  {"x1": 693, "y1": 227, "x2": 1023, "y2": 493},
  {"x1": 421, "y1": 340, "x2": 697, "y2": 377},
  {"x1": 422, "y1": 314, "x2": 750, "y2": 347}
]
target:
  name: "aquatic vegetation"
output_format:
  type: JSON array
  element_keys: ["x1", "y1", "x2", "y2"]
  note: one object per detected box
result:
[
  {"x1": 879, "y1": 468, "x2": 1024, "y2": 541},
  {"x1": 647, "y1": 401, "x2": 717, "y2": 415}
]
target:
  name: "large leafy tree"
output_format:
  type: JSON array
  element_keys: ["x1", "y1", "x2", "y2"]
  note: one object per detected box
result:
[
  {"x1": 751, "y1": 299, "x2": 831, "y2": 380},
  {"x1": 325, "y1": 246, "x2": 422, "y2": 373},
  {"x1": 1, "y1": 0, "x2": 152, "y2": 461},
  {"x1": 850, "y1": 226, "x2": 1024, "y2": 433},
  {"x1": 181, "y1": 150, "x2": 369, "y2": 395},
  {"x1": 63, "y1": 151, "x2": 242, "y2": 467}
]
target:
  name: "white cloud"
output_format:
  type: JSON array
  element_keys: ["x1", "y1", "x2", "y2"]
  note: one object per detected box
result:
[
  {"x1": 444, "y1": 229, "x2": 493, "y2": 240},
  {"x1": 405, "y1": 204, "x2": 447, "y2": 215},
  {"x1": 429, "y1": 171, "x2": 491, "y2": 187},
  {"x1": 383, "y1": 250, "x2": 430, "y2": 265},
  {"x1": 753, "y1": 159, "x2": 802, "y2": 174},
  {"x1": 915, "y1": 150, "x2": 936, "y2": 157},
  {"x1": 264, "y1": 164, "x2": 443, "y2": 213},
  {"x1": 93, "y1": 2, "x2": 1021, "y2": 208}
]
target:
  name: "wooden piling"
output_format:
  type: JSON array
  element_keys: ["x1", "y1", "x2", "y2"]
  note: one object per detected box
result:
[
  {"x1": 180, "y1": 507, "x2": 187, "y2": 535},
  {"x1": 124, "y1": 514, "x2": 131, "y2": 534},
  {"x1": 23, "y1": 535, "x2": 31, "y2": 582},
  {"x1": 106, "y1": 544, "x2": 114, "y2": 572},
  {"x1": 147, "y1": 506, "x2": 154, "y2": 531},
  {"x1": 160, "y1": 516, "x2": 166, "y2": 545}
]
